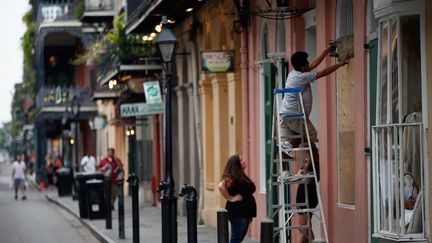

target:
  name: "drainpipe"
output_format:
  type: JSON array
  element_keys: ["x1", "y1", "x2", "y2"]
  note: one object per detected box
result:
[
  {"x1": 240, "y1": 18, "x2": 249, "y2": 164},
  {"x1": 152, "y1": 115, "x2": 161, "y2": 206}
]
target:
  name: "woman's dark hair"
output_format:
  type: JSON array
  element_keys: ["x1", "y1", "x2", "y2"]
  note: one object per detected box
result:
[
  {"x1": 291, "y1": 51, "x2": 309, "y2": 71},
  {"x1": 221, "y1": 154, "x2": 249, "y2": 185}
]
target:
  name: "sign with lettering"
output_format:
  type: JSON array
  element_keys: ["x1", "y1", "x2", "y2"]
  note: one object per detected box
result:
[
  {"x1": 201, "y1": 51, "x2": 234, "y2": 73},
  {"x1": 143, "y1": 81, "x2": 162, "y2": 104},
  {"x1": 120, "y1": 102, "x2": 164, "y2": 117}
]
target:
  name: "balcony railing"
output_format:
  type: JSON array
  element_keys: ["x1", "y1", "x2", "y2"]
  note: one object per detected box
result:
[
  {"x1": 84, "y1": 0, "x2": 114, "y2": 11},
  {"x1": 36, "y1": 86, "x2": 94, "y2": 110},
  {"x1": 96, "y1": 41, "x2": 161, "y2": 84},
  {"x1": 81, "y1": 0, "x2": 115, "y2": 22},
  {"x1": 36, "y1": 0, "x2": 80, "y2": 29},
  {"x1": 126, "y1": 0, "x2": 151, "y2": 24}
]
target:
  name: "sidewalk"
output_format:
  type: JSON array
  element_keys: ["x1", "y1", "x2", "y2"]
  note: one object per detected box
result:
[{"x1": 45, "y1": 191, "x2": 259, "y2": 243}]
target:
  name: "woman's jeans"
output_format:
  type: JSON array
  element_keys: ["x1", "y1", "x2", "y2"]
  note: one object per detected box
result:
[{"x1": 229, "y1": 217, "x2": 250, "y2": 243}]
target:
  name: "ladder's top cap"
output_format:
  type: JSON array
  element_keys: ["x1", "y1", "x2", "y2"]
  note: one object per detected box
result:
[{"x1": 274, "y1": 87, "x2": 302, "y2": 94}]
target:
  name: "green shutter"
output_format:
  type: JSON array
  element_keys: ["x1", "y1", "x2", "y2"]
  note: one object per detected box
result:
[{"x1": 368, "y1": 38, "x2": 378, "y2": 243}]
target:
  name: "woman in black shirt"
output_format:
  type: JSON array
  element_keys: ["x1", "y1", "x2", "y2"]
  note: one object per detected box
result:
[{"x1": 218, "y1": 154, "x2": 257, "y2": 243}]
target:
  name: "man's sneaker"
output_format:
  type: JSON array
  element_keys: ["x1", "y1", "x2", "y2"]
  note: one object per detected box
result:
[
  {"x1": 14, "y1": 195, "x2": 17, "y2": 200},
  {"x1": 22, "y1": 196, "x2": 27, "y2": 200},
  {"x1": 279, "y1": 142, "x2": 296, "y2": 159}
]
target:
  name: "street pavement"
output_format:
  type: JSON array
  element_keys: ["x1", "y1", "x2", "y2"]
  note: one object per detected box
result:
[
  {"x1": 45, "y1": 187, "x2": 260, "y2": 243},
  {"x1": 0, "y1": 160, "x2": 260, "y2": 243},
  {"x1": 0, "y1": 162, "x2": 99, "y2": 243}
]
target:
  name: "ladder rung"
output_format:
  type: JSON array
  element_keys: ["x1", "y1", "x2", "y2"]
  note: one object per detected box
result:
[
  {"x1": 271, "y1": 172, "x2": 315, "y2": 179},
  {"x1": 272, "y1": 202, "x2": 309, "y2": 209},
  {"x1": 291, "y1": 147, "x2": 312, "y2": 152},
  {"x1": 273, "y1": 174, "x2": 315, "y2": 183},
  {"x1": 284, "y1": 208, "x2": 320, "y2": 214},
  {"x1": 281, "y1": 113, "x2": 304, "y2": 119},
  {"x1": 272, "y1": 179, "x2": 310, "y2": 185},
  {"x1": 286, "y1": 225, "x2": 311, "y2": 230},
  {"x1": 271, "y1": 158, "x2": 295, "y2": 163},
  {"x1": 274, "y1": 225, "x2": 310, "y2": 231},
  {"x1": 272, "y1": 134, "x2": 303, "y2": 140}
]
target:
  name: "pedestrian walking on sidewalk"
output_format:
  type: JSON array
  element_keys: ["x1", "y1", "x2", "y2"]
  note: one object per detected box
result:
[
  {"x1": 80, "y1": 154, "x2": 96, "y2": 173},
  {"x1": 219, "y1": 154, "x2": 257, "y2": 243},
  {"x1": 97, "y1": 148, "x2": 123, "y2": 208},
  {"x1": 11, "y1": 154, "x2": 27, "y2": 200}
]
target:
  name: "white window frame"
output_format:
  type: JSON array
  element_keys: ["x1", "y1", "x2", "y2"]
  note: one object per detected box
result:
[{"x1": 372, "y1": 2, "x2": 428, "y2": 239}]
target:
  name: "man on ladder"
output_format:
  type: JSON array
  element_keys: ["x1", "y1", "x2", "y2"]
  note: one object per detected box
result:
[{"x1": 279, "y1": 45, "x2": 349, "y2": 242}]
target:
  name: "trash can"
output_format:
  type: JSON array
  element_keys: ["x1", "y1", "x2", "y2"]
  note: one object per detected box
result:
[
  {"x1": 75, "y1": 172, "x2": 104, "y2": 218},
  {"x1": 85, "y1": 179, "x2": 106, "y2": 220},
  {"x1": 56, "y1": 167, "x2": 72, "y2": 197}
]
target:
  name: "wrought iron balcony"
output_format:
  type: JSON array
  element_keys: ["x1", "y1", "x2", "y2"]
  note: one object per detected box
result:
[
  {"x1": 92, "y1": 82, "x2": 125, "y2": 100},
  {"x1": 81, "y1": 0, "x2": 115, "y2": 23},
  {"x1": 125, "y1": 0, "x2": 206, "y2": 34},
  {"x1": 96, "y1": 41, "x2": 162, "y2": 85},
  {"x1": 35, "y1": 0, "x2": 81, "y2": 30},
  {"x1": 36, "y1": 86, "x2": 94, "y2": 111}
]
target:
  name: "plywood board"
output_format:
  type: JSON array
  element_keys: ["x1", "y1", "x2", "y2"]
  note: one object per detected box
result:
[{"x1": 337, "y1": 64, "x2": 356, "y2": 205}]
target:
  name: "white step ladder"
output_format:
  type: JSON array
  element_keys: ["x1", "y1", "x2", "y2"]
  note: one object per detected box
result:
[{"x1": 267, "y1": 87, "x2": 328, "y2": 243}]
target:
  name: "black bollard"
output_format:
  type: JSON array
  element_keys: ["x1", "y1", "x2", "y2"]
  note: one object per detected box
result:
[
  {"x1": 117, "y1": 178, "x2": 125, "y2": 239},
  {"x1": 179, "y1": 184, "x2": 198, "y2": 243},
  {"x1": 128, "y1": 174, "x2": 140, "y2": 243},
  {"x1": 157, "y1": 181, "x2": 170, "y2": 243},
  {"x1": 217, "y1": 209, "x2": 229, "y2": 243},
  {"x1": 260, "y1": 219, "x2": 274, "y2": 243},
  {"x1": 104, "y1": 176, "x2": 112, "y2": 229}
]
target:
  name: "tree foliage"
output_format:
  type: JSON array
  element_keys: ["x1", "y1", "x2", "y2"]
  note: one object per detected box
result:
[
  {"x1": 9, "y1": 8, "x2": 36, "y2": 136},
  {"x1": 73, "y1": 12, "x2": 157, "y2": 65}
]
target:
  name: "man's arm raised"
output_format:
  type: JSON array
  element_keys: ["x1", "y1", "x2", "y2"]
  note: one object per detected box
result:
[
  {"x1": 308, "y1": 45, "x2": 334, "y2": 70},
  {"x1": 316, "y1": 58, "x2": 349, "y2": 80}
]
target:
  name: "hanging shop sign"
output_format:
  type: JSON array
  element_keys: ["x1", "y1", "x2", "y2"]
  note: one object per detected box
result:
[
  {"x1": 201, "y1": 50, "x2": 235, "y2": 73},
  {"x1": 120, "y1": 102, "x2": 164, "y2": 117},
  {"x1": 143, "y1": 81, "x2": 162, "y2": 104}
]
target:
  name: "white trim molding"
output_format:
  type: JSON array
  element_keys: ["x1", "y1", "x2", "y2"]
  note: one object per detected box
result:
[{"x1": 373, "y1": 0, "x2": 425, "y2": 19}]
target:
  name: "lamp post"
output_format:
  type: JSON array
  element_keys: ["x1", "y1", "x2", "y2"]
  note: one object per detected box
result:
[
  {"x1": 156, "y1": 16, "x2": 178, "y2": 243},
  {"x1": 68, "y1": 94, "x2": 81, "y2": 199},
  {"x1": 70, "y1": 94, "x2": 81, "y2": 173}
]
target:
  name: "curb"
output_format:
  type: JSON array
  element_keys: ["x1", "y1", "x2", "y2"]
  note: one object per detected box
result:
[{"x1": 45, "y1": 194, "x2": 116, "y2": 243}]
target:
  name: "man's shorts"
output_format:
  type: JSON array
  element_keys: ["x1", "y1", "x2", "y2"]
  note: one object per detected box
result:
[
  {"x1": 14, "y1": 178, "x2": 24, "y2": 189},
  {"x1": 280, "y1": 117, "x2": 318, "y2": 144}
]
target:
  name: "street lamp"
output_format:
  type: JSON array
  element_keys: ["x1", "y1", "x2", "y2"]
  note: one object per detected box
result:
[
  {"x1": 70, "y1": 94, "x2": 81, "y2": 172},
  {"x1": 156, "y1": 16, "x2": 178, "y2": 243},
  {"x1": 69, "y1": 94, "x2": 81, "y2": 200}
]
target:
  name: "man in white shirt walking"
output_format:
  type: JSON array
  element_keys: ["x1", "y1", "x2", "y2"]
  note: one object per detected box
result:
[
  {"x1": 12, "y1": 154, "x2": 27, "y2": 200},
  {"x1": 80, "y1": 154, "x2": 96, "y2": 173}
]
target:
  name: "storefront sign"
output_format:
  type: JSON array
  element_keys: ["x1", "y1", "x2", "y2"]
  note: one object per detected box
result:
[
  {"x1": 120, "y1": 102, "x2": 164, "y2": 117},
  {"x1": 201, "y1": 50, "x2": 234, "y2": 73},
  {"x1": 143, "y1": 81, "x2": 162, "y2": 104}
]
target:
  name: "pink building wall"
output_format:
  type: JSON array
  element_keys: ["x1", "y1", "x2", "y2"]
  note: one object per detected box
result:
[
  {"x1": 244, "y1": 0, "x2": 369, "y2": 241},
  {"x1": 315, "y1": 0, "x2": 368, "y2": 242}
]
